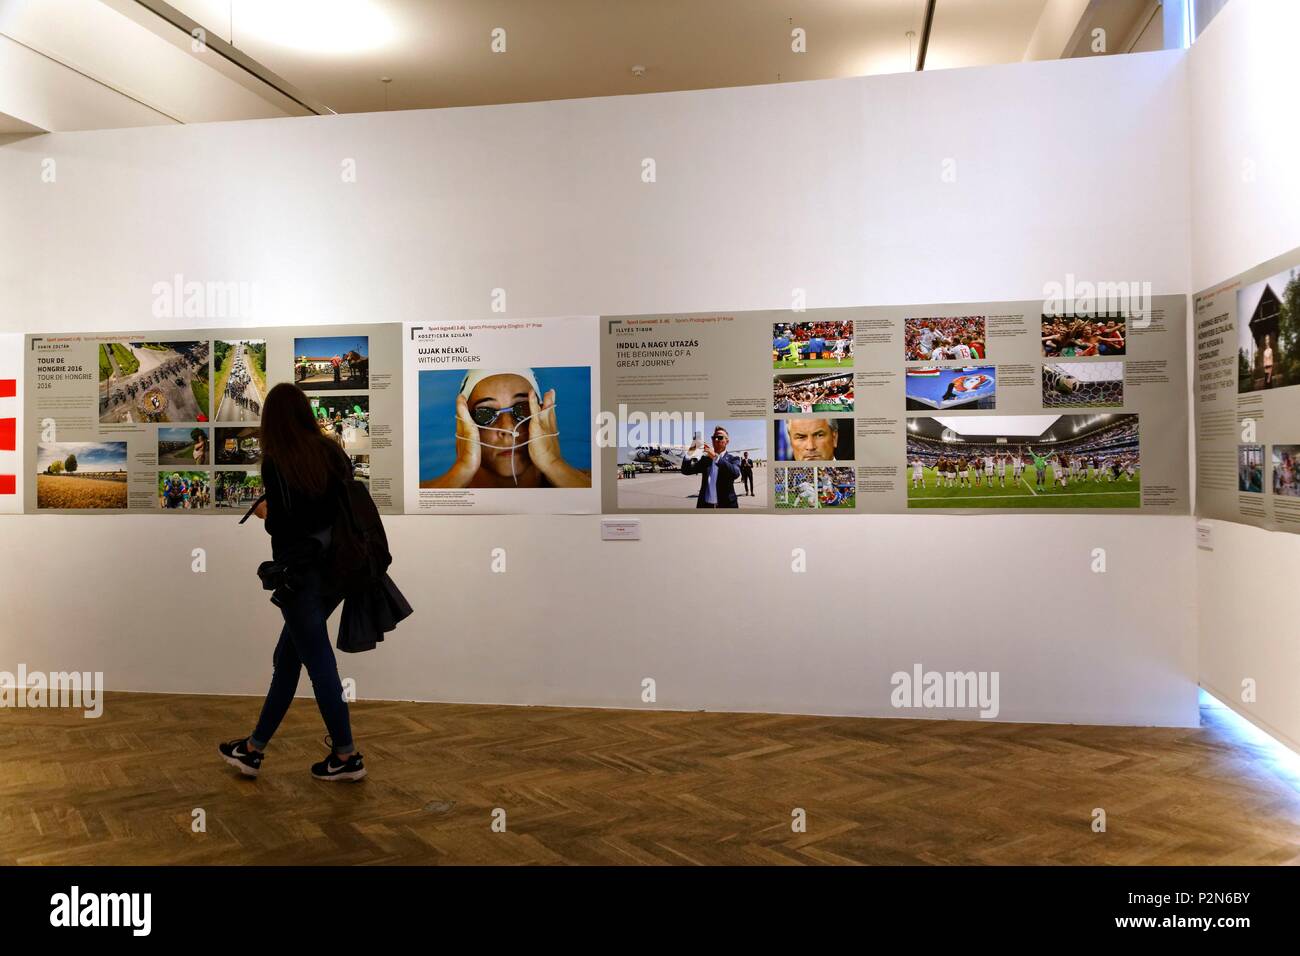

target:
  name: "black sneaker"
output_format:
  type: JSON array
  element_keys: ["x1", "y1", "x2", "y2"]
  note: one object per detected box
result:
[
  {"x1": 218, "y1": 737, "x2": 263, "y2": 777},
  {"x1": 312, "y1": 747, "x2": 366, "y2": 782}
]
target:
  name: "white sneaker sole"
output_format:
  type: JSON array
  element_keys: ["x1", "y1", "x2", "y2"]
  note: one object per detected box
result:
[
  {"x1": 219, "y1": 747, "x2": 260, "y2": 777},
  {"x1": 313, "y1": 767, "x2": 367, "y2": 782}
]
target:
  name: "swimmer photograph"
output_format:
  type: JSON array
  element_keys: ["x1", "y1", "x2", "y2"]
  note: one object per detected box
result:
[{"x1": 418, "y1": 367, "x2": 593, "y2": 489}]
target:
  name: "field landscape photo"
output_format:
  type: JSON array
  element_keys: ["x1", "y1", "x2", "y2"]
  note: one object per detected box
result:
[{"x1": 36, "y1": 442, "x2": 129, "y2": 509}]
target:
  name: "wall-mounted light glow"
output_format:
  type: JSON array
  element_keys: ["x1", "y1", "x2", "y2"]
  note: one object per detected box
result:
[
  {"x1": 234, "y1": 0, "x2": 395, "y2": 55},
  {"x1": 1199, "y1": 689, "x2": 1300, "y2": 791}
]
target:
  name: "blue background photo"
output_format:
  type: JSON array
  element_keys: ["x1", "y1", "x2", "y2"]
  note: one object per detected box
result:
[{"x1": 419, "y1": 366, "x2": 592, "y2": 482}]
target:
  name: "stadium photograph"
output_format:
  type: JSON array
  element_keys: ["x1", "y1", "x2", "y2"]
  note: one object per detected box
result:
[
  {"x1": 906, "y1": 414, "x2": 1140, "y2": 509},
  {"x1": 773, "y1": 371, "x2": 854, "y2": 413},
  {"x1": 772, "y1": 320, "x2": 853, "y2": 369},
  {"x1": 1042, "y1": 361, "x2": 1124, "y2": 407},
  {"x1": 905, "y1": 366, "x2": 996, "y2": 410}
]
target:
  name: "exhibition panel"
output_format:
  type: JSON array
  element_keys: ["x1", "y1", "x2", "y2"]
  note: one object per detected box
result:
[
  {"x1": 24, "y1": 323, "x2": 403, "y2": 513},
  {"x1": 1195, "y1": 243, "x2": 1300, "y2": 530},
  {"x1": 403, "y1": 316, "x2": 600, "y2": 514},
  {"x1": 604, "y1": 298, "x2": 1189, "y2": 514},
  {"x1": 1189, "y1": 0, "x2": 1300, "y2": 753},
  {"x1": 21, "y1": 292, "x2": 1193, "y2": 520}
]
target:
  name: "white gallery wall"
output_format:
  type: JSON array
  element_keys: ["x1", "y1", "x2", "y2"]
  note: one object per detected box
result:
[
  {"x1": 1190, "y1": 0, "x2": 1300, "y2": 750},
  {"x1": 0, "y1": 49, "x2": 1198, "y2": 726}
]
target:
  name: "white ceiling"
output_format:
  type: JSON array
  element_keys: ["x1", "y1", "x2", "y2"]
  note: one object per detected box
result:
[
  {"x1": 161, "y1": 0, "x2": 1053, "y2": 113},
  {"x1": 0, "y1": 0, "x2": 1163, "y2": 131},
  {"x1": 0, "y1": 0, "x2": 308, "y2": 129}
]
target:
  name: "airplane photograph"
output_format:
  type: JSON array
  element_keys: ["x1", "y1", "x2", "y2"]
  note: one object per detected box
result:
[{"x1": 617, "y1": 420, "x2": 766, "y2": 509}]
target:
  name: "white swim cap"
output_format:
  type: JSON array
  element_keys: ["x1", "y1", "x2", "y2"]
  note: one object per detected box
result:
[{"x1": 459, "y1": 368, "x2": 542, "y2": 400}]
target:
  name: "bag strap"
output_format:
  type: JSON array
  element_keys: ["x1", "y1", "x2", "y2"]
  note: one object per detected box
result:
[{"x1": 238, "y1": 494, "x2": 265, "y2": 525}]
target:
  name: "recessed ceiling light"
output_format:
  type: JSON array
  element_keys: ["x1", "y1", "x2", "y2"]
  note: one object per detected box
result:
[{"x1": 235, "y1": 0, "x2": 395, "y2": 55}]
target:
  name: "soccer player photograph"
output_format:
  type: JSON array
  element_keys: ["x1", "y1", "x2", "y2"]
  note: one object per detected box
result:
[
  {"x1": 1029, "y1": 448, "x2": 1049, "y2": 490},
  {"x1": 795, "y1": 477, "x2": 818, "y2": 508}
]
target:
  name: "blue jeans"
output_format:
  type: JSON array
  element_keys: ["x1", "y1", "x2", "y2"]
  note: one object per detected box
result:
[{"x1": 249, "y1": 563, "x2": 354, "y2": 754}]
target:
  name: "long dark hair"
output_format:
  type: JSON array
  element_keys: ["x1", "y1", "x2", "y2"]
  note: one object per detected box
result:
[{"x1": 260, "y1": 383, "x2": 349, "y2": 496}]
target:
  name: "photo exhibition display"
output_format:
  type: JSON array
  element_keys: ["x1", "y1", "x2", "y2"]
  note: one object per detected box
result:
[
  {"x1": 402, "y1": 315, "x2": 600, "y2": 514},
  {"x1": 19, "y1": 299, "x2": 1194, "y2": 517},
  {"x1": 24, "y1": 324, "x2": 403, "y2": 514},
  {"x1": 601, "y1": 298, "x2": 1189, "y2": 514},
  {"x1": 1195, "y1": 242, "x2": 1300, "y2": 532}
]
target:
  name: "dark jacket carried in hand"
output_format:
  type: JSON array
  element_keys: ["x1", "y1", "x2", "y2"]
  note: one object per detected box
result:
[
  {"x1": 326, "y1": 472, "x2": 411, "y2": 652},
  {"x1": 681, "y1": 451, "x2": 741, "y2": 509},
  {"x1": 338, "y1": 574, "x2": 413, "y2": 654}
]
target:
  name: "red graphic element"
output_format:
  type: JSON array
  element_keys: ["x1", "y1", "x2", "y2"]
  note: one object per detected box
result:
[{"x1": 1, "y1": 380, "x2": 15, "y2": 493}]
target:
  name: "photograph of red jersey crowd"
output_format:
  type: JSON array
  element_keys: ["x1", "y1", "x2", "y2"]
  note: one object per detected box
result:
[
  {"x1": 904, "y1": 316, "x2": 987, "y2": 361},
  {"x1": 1041, "y1": 315, "x2": 1127, "y2": 357},
  {"x1": 773, "y1": 372, "x2": 854, "y2": 413}
]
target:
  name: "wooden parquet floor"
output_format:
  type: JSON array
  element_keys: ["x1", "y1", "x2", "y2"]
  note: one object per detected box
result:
[{"x1": 1, "y1": 692, "x2": 1297, "y2": 865}]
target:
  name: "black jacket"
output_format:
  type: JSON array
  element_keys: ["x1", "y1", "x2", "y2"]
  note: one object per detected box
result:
[
  {"x1": 256, "y1": 451, "x2": 413, "y2": 651},
  {"x1": 262, "y1": 453, "x2": 346, "y2": 559},
  {"x1": 682, "y1": 452, "x2": 741, "y2": 508},
  {"x1": 338, "y1": 573, "x2": 413, "y2": 653}
]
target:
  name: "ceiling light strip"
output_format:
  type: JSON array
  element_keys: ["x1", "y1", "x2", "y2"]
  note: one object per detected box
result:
[
  {"x1": 131, "y1": 0, "x2": 336, "y2": 116},
  {"x1": 0, "y1": 29, "x2": 182, "y2": 124},
  {"x1": 915, "y1": 0, "x2": 937, "y2": 70}
]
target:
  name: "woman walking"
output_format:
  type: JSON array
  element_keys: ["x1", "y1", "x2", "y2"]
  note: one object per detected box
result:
[{"x1": 219, "y1": 383, "x2": 366, "y2": 782}]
